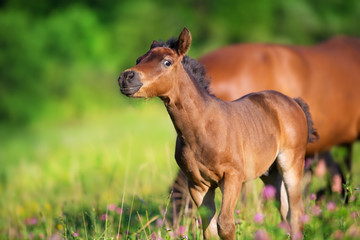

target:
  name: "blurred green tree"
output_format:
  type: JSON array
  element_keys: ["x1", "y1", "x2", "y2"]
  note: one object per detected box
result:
[{"x1": 0, "y1": 0, "x2": 359, "y2": 125}]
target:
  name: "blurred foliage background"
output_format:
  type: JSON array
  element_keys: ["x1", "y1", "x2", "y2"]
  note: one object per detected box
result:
[
  {"x1": 1, "y1": 0, "x2": 360, "y2": 125},
  {"x1": 1, "y1": 1, "x2": 360, "y2": 238}
]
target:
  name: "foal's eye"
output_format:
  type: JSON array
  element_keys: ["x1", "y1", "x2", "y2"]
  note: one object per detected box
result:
[{"x1": 163, "y1": 60, "x2": 172, "y2": 67}]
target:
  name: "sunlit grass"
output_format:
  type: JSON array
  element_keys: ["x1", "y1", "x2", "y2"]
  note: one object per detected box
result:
[{"x1": 1, "y1": 101, "x2": 359, "y2": 239}]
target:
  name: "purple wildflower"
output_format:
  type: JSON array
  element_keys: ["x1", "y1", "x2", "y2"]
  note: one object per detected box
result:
[
  {"x1": 262, "y1": 185, "x2": 276, "y2": 200},
  {"x1": 108, "y1": 204, "x2": 116, "y2": 211},
  {"x1": 350, "y1": 211, "x2": 358, "y2": 219},
  {"x1": 326, "y1": 201, "x2": 336, "y2": 212},
  {"x1": 198, "y1": 218, "x2": 202, "y2": 226},
  {"x1": 156, "y1": 218, "x2": 163, "y2": 228},
  {"x1": 254, "y1": 230, "x2": 270, "y2": 240},
  {"x1": 116, "y1": 207, "x2": 123, "y2": 214},
  {"x1": 333, "y1": 230, "x2": 343, "y2": 239},
  {"x1": 236, "y1": 219, "x2": 242, "y2": 224},
  {"x1": 300, "y1": 214, "x2": 310, "y2": 223},
  {"x1": 151, "y1": 233, "x2": 157, "y2": 240},
  {"x1": 172, "y1": 226, "x2": 186, "y2": 238},
  {"x1": 100, "y1": 214, "x2": 108, "y2": 221},
  {"x1": 125, "y1": 230, "x2": 130, "y2": 235},
  {"x1": 254, "y1": 213, "x2": 264, "y2": 223},
  {"x1": 312, "y1": 205, "x2": 322, "y2": 216},
  {"x1": 73, "y1": 233, "x2": 78, "y2": 237},
  {"x1": 310, "y1": 193, "x2": 316, "y2": 201},
  {"x1": 178, "y1": 225, "x2": 186, "y2": 235},
  {"x1": 235, "y1": 209, "x2": 240, "y2": 214},
  {"x1": 26, "y1": 217, "x2": 38, "y2": 225},
  {"x1": 278, "y1": 221, "x2": 290, "y2": 232}
]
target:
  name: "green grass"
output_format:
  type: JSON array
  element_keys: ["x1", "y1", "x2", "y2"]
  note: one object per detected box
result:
[{"x1": 0, "y1": 100, "x2": 359, "y2": 239}]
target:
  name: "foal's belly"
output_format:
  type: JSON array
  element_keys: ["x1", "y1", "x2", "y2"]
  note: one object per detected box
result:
[
  {"x1": 176, "y1": 130, "x2": 279, "y2": 186},
  {"x1": 242, "y1": 134, "x2": 279, "y2": 181}
]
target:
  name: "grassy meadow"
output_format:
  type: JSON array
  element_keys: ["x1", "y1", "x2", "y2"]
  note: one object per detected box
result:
[{"x1": 1, "y1": 98, "x2": 360, "y2": 239}]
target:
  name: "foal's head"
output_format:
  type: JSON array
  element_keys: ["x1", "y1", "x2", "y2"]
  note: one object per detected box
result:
[{"x1": 119, "y1": 27, "x2": 194, "y2": 98}]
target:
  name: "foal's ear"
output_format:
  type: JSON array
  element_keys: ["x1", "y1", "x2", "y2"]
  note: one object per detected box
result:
[
  {"x1": 176, "y1": 27, "x2": 192, "y2": 56},
  {"x1": 150, "y1": 40, "x2": 159, "y2": 49}
]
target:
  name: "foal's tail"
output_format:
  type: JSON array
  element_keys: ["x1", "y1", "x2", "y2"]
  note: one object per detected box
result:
[{"x1": 294, "y1": 97, "x2": 319, "y2": 143}]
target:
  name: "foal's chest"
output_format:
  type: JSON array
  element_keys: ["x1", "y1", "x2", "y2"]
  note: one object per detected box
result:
[{"x1": 175, "y1": 137, "x2": 227, "y2": 187}]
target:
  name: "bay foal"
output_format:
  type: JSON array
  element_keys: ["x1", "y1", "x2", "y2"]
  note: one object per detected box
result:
[{"x1": 118, "y1": 28, "x2": 317, "y2": 240}]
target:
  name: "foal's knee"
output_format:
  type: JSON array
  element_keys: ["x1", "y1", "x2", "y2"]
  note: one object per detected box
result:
[{"x1": 217, "y1": 215, "x2": 235, "y2": 240}]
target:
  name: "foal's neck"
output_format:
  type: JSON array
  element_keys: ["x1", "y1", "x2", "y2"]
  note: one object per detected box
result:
[{"x1": 161, "y1": 67, "x2": 213, "y2": 140}]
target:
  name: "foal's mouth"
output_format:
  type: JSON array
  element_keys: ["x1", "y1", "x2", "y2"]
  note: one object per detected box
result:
[{"x1": 120, "y1": 85, "x2": 142, "y2": 97}]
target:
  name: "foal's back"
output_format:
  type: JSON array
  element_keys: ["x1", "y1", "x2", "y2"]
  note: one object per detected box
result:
[{"x1": 229, "y1": 90, "x2": 308, "y2": 181}]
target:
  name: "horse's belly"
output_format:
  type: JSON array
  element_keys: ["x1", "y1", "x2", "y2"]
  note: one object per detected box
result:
[{"x1": 243, "y1": 135, "x2": 279, "y2": 181}]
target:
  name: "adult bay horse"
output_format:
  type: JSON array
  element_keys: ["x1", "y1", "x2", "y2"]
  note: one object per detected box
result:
[
  {"x1": 119, "y1": 27, "x2": 318, "y2": 240},
  {"x1": 201, "y1": 36, "x2": 360, "y2": 193},
  {"x1": 201, "y1": 36, "x2": 360, "y2": 156}
]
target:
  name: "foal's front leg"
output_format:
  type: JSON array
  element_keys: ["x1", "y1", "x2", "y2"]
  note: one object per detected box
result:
[
  {"x1": 188, "y1": 182, "x2": 218, "y2": 239},
  {"x1": 218, "y1": 172, "x2": 242, "y2": 240}
]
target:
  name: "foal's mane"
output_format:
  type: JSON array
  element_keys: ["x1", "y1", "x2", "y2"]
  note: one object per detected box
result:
[{"x1": 151, "y1": 38, "x2": 212, "y2": 94}]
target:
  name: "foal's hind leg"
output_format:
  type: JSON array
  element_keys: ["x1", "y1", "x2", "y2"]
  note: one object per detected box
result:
[
  {"x1": 260, "y1": 165, "x2": 289, "y2": 222},
  {"x1": 170, "y1": 169, "x2": 193, "y2": 227},
  {"x1": 277, "y1": 150, "x2": 305, "y2": 239}
]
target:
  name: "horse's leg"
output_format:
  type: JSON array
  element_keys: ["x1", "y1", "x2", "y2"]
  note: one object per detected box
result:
[
  {"x1": 188, "y1": 182, "x2": 218, "y2": 239},
  {"x1": 339, "y1": 143, "x2": 353, "y2": 183},
  {"x1": 321, "y1": 151, "x2": 343, "y2": 194},
  {"x1": 260, "y1": 165, "x2": 289, "y2": 223},
  {"x1": 277, "y1": 150, "x2": 305, "y2": 239},
  {"x1": 218, "y1": 172, "x2": 242, "y2": 240},
  {"x1": 344, "y1": 143, "x2": 353, "y2": 173},
  {"x1": 341, "y1": 143, "x2": 353, "y2": 203},
  {"x1": 170, "y1": 169, "x2": 193, "y2": 227}
]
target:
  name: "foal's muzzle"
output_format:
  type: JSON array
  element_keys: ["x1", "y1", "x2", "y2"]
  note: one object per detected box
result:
[{"x1": 118, "y1": 70, "x2": 143, "y2": 97}]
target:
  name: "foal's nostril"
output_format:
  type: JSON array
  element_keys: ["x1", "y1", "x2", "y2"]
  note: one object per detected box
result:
[
  {"x1": 119, "y1": 71, "x2": 135, "y2": 86},
  {"x1": 123, "y1": 71, "x2": 135, "y2": 81},
  {"x1": 126, "y1": 71, "x2": 135, "y2": 80}
]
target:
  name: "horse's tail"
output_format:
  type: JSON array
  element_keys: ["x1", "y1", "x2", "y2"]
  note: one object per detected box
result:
[{"x1": 294, "y1": 97, "x2": 319, "y2": 143}]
